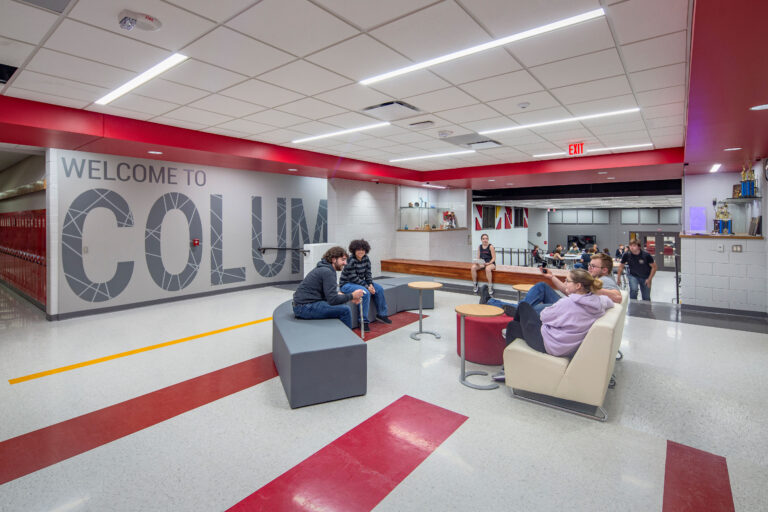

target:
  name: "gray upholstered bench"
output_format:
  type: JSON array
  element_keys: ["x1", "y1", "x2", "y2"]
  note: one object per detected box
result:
[{"x1": 272, "y1": 300, "x2": 367, "y2": 409}]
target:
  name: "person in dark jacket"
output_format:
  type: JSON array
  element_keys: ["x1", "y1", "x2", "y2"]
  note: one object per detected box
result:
[
  {"x1": 339, "y1": 239, "x2": 391, "y2": 329},
  {"x1": 293, "y1": 246, "x2": 364, "y2": 329}
]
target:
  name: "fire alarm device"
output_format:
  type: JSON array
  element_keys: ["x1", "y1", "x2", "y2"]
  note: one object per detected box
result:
[{"x1": 191, "y1": 239, "x2": 200, "y2": 247}]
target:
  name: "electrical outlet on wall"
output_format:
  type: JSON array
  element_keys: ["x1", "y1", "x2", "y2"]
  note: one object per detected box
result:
[
  {"x1": 716, "y1": 243, "x2": 724, "y2": 252},
  {"x1": 732, "y1": 244, "x2": 743, "y2": 252}
]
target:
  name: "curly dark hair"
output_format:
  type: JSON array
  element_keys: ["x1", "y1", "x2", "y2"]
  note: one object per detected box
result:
[
  {"x1": 348, "y1": 239, "x2": 371, "y2": 255},
  {"x1": 323, "y1": 246, "x2": 348, "y2": 262}
]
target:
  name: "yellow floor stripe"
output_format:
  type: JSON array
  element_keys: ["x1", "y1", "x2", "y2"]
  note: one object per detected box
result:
[{"x1": 9, "y1": 317, "x2": 272, "y2": 385}]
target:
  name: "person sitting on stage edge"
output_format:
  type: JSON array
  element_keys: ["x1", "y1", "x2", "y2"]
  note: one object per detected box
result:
[
  {"x1": 488, "y1": 269, "x2": 615, "y2": 382},
  {"x1": 339, "y1": 239, "x2": 391, "y2": 330},
  {"x1": 292, "y1": 246, "x2": 365, "y2": 329},
  {"x1": 471, "y1": 233, "x2": 496, "y2": 295}
]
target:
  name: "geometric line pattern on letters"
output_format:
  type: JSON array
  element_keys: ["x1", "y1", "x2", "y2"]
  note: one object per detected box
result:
[
  {"x1": 62, "y1": 188, "x2": 134, "y2": 302},
  {"x1": 290, "y1": 198, "x2": 327, "y2": 274},
  {"x1": 251, "y1": 196, "x2": 286, "y2": 278},
  {"x1": 210, "y1": 194, "x2": 245, "y2": 285},
  {"x1": 145, "y1": 192, "x2": 202, "y2": 292}
]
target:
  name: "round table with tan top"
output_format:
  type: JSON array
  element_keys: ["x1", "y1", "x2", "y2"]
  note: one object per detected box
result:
[
  {"x1": 512, "y1": 283, "x2": 534, "y2": 301},
  {"x1": 408, "y1": 281, "x2": 444, "y2": 340},
  {"x1": 455, "y1": 303, "x2": 504, "y2": 390}
]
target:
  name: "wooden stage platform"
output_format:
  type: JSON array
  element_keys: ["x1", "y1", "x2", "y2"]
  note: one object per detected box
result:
[{"x1": 380, "y1": 259, "x2": 567, "y2": 287}]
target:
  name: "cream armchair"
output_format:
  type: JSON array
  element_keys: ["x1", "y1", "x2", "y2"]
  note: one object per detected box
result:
[{"x1": 502, "y1": 291, "x2": 629, "y2": 421}]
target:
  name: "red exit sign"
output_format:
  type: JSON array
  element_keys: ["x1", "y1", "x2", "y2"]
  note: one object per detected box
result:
[{"x1": 568, "y1": 142, "x2": 584, "y2": 155}]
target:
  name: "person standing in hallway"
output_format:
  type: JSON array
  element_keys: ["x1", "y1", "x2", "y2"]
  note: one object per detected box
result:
[
  {"x1": 617, "y1": 239, "x2": 657, "y2": 301},
  {"x1": 339, "y1": 239, "x2": 391, "y2": 330},
  {"x1": 293, "y1": 246, "x2": 365, "y2": 328},
  {"x1": 471, "y1": 233, "x2": 496, "y2": 295}
]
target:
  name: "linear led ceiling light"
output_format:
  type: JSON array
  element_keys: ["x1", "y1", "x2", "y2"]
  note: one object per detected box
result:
[
  {"x1": 95, "y1": 53, "x2": 188, "y2": 105},
  {"x1": 291, "y1": 122, "x2": 390, "y2": 143},
  {"x1": 479, "y1": 107, "x2": 640, "y2": 135},
  {"x1": 422, "y1": 183, "x2": 447, "y2": 189},
  {"x1": 360, "y1": 8, "x2": 604, "y2": 85},
  {"x1": 586, "y1": 143, "x2": 653, "y2": 153},
  {"x1": 710, "y1": 163, "x2": 722, "y2": 173},
  {"x1": 390, "y1": 150, "x2": 475, "y2": 163},
  {"x1": 749, "y1": 104, "x2": 768, "y2": 110},
  {"x1": 533, "y1": 151, "x2": 567, "y2": 158}
]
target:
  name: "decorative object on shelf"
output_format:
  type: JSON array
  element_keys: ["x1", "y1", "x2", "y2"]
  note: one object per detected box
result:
[
  {"x1": 408, "y1": 202, "x2": 413, "y2": 207},
  {"x1": 431, "y1": 224, "x2": 437, "y2": 229},
  {"x1": 404, "y1": 224, "x2": 408, "y2": 230},
  {"x1": 714, "y1": 202, "x2": 733, "y2": 234},
  {"x1": 733, "y1": 184, "x2": 741, "y2": 199},
  {"x1": 414, "y1": 201, "x2": 419, "y2": 207}
]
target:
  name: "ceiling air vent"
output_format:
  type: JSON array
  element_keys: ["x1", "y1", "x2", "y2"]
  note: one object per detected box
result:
[
  {"x1": 441, "y1": 134, "x2": 503, "y2": 150},
  {"x1": 18, "y1": 0, "x2": 71, "y2": 13},
  {"x1": 408, "y1": 120, "x2": 435, "y2": 129},
  {"x1": 363, "y1": 100, "x2": 420, "y2": 121},
  {"x1": 0, "y1": 64, "x2": 18, "y2": 84}
]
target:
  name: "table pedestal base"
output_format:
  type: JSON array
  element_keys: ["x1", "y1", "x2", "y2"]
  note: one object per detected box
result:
[
  {"x1": 410, "y1": 289, "x2": 440, "y2": 341},
  {"x1": 460, "y1": 370, "x2": 499, "y2": 390}
]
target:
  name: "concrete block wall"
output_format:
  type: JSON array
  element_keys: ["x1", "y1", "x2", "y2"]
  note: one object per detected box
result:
[{"x1": 680, "y1": 238, "x2": 767, "y2": 313}]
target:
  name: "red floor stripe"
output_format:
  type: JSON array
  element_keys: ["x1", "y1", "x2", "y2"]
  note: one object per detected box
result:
[
  {"x1": 663, "y1": 440, "x2": 735, "y2": 512},
  {"x1": 0, "y1": 354, "x2": 277, "y2": 485},
  {"x1": 229, "y1": 395, "x2": 468, "y2": 512}
]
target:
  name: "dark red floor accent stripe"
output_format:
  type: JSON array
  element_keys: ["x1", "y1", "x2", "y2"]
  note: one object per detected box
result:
[
  {"x1": 0, "y1": 354, "x2": 277, "y2": 485},
  {"x1": 663, "y1": 440, "x2": 735, "y2": 512},
  {"x1": 352, "y1": 311, "x2": 425, "y2": 341},
  {"x1": 229, "y1": 395, "x2": 468, "y2": 512}
]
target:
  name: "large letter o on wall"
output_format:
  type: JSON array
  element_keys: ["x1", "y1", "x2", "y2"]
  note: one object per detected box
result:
[
  {"x1": 62, "y1": 188, "x2": 134, "y2": 302},
  {"x1": 145, "y1": 192, "x2": 203, "y2": 291}
]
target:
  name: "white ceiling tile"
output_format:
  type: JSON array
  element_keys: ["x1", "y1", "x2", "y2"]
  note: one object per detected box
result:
[
  {"x1": 250, "y1": 128, "x2": 310, "y2": 144},
  {"x1": 25, "y1": 48, "x2": 133, "y2": 89},
  {"x1": 368, "y1": 69, "x2": 450, "y2": 99},
  {"x1": 6, "y1": 87, "x2": 89, "y2": 109},
  {"x1": 650, "y1": 134, "x2": 684, "y2": 147},
  {"x1": 642, "y1": 102, "x2": 684, "y2": 119},
  {"x1": 314, "y1": 0, "x2": 436, "y2": 30},
  {"x1": 430, "y1": 48, "x2": 522, "y2": 85},
  {"x1": 478, "y1": 147, "x2": 529, "y2": 160},
  {"x1": 530, "y1": 120, "x2": 592, "y2": 136},
  {"x1": 355, "y1": 137, "x2": 403, "y2": 149},
  {"x1": 320, "y1": 111, "x2": 380, "y2": 128},
  {"x1": 370, "y1": 1, "x2": 490, "y2": 61},
  {"x1": 353, "y1": 148, "x2": 400, "y2": 159},
  {"x1": 227, "y1": 0, "x2": 358, "y2": 57},
  {"x1": 543, "y1": 128, "x2": 598, "y2": 142},
  {"x1": 219, "y1": 79, "x2": 304, "y2": 107},
  {"x1": 44, "y1": 20, "x2": 171, "y2": 72},
  {"x1": 636, "y1": 85, "x2": 686, "y2": 108},
  {"x1": 258, "y1": 60, "x2": 351, "y2": 96},
  {"x1": 508, "y1": 18, "x2": 614, "y2": 67},
  {"x1": 580, "y1": 110, "x2": 643, "y2": 128},
  {"x1": 368, "y1": 124, "x2": 409, "y2": 137},
  {"x1": 510, "y1": 106, "x2": 572, "y2": 125},
  {"x1": 202, "y1": 127, "x2": 252, "y2": 138},
  {"x1": 413, "y1": 124, "x2": 474, "y2": 140},
  {"x1": 566, "y1": 94, "x2": 637, "y2": 116},
  {"x1": 325, "y1": 142, "x2": 366, "y2": 153},
  {"x1": 290, "y1": 120, "x2": 345, "y2": 135},
  {"x1": 189, "y1": 94, "x2": 265, "y2": 117},
  {"x1": 405, "y1": 87, "x2": 478, "y2": 113},
  {"x1": 163, "y1": 59, "x2": 247, "y2": 93},
  {"x1": 0, "y1": 0, "x2": 58, "y2": 44},
  {"x1": 550, "y1": 75, "x2": 631, "y2": 105},
  {"x1": 648, "y1": 125, "x2": 685, "y2": 137},
  {"x1": 487, "y1": 90, "x2": 561, "y2": 116},
  {"x1": 11, "y1": 70, "x2": 108, "y2": 102},
  {"x1": 163, "y1": 106, "x2": 233, "y2": 126},
  {"x1": 216, "y1": 118, "x2": 275, "y2": 134},
  {"x1": 314, "y1": 84, "x2": 393, "y2": 111},
  {"x1": 459, "y1": 70, "x2": 543, "y2": 102},
  {"x1": 150, "y1": 116, "x2": 208, "y2": 130},
  {"x1": 436, "y1": 104, "x2": 500, "y2": 124},
  {"x1": 277, "y1": 98, "x2": 347, "y2": 119},
  {"x1": 111, "y1": 93, "x2": 180, "y2": 115},
  {"x1": 621, "y1": 31, "x2": 687, "y2": 73},
  {"x1": 513, "y1": 141, "x2": 563, "y2": 155},
  {"x1": 491, "y1": 131, "x2": 546, "y2": 146},
  {"x1": 244, "y1": 109, "x2": 308, "y2": 127},
  {"x1": 385, "y1": 132, "x2": 435, "y2": 144},
  {"x1": 69, "y1": 0, "x2": 215, "y2": 50},
  {"x1": 585, "y1": 119, "x2": 647, "y2": 134},
  {"x1": 460, "y1": 0, "x2": 601, "y2": 38},
  {"x1": 306, "y1": 35, "x2": 411, "y2": 81},
  {"x1": 133, "y1": 79, "x2": 209, "y2": 104},
  {"x1": 529, "y1": 48, "x2": 624, "y2": 89},
  {"x1": 596, "y1": 129, "x2": 650, "y2": 145},
  {"x1": 408, "y1": 140, "x2": 459, "y2": 151},
  {"x1": 644, "y1": 114, "x2": 685, "y2": 129},
  {"x1": 165, "y1": 0, "x2": 258, "y2": 23},
  {"x1": 608, "y1": 0, "x2": 689, "y2": 44},
  {"x1": 182, "y1": 27, "x2": 295, "y2": 77},
  {"x1": 460, "y1": 116, "x2": 514, "y2": 133},
  {"x1": 629, "y1": 63, "x2": 686, "y2": 92},
  {"x1": 0, "y1": 37, "x2": 35, "y2": 67},
  {"x1": 85, "y1": 103, "x2": 155, "y2": 120}
]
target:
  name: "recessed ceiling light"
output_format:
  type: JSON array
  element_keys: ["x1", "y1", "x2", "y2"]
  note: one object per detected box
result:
[
  {"x1": 710, "y1": 163, "x2": 722, "y2": 173},
  {"x1": 147, "y1": 150, "x2": 163, "y2": 155},
  {"x1": 533, "y1": 152, "x2": 567, "y2": 158},
  {"x1": 506, "y1": 183, "x2": 514, "y2": 186},
  {"x1": 479, "y1": 108, "x2": 639, "y2": 135},
  {"x1": 95, "y1": 53, "x2": 188, "y2": 105},
  {"x1": 359, "y1": 9, "x2": 604, "y2": 85},
  {"x1": 488, "y1": 179, "x2": 495, "y2": 182},
  {"x1": 723, "y1": 147, "x2": 742, "y2": 151},
  {"x1": 597, "y1": 171, "x2": 608, "y2": 174},
  {"x1": 586, "y1": 143, "x2": 653, "y2": 153},
  {"x1": 389, "y1": 150, "x2": 475, "y2": 162},
  {"x1": 423, "y1": 183, "x2": 447, "y2": 189},
  {"x1": 292, "y1": 122, "x2": 390, "y2": 144},
  {"x1": 606, "y1": 176, "x2": 616, "y2": 180},
  {"x1": 288, "y1": 168, "x2": 298, "y2": 172},
  {"x1": 749, "y1": 104, "x2": 768, "y2": 110}
]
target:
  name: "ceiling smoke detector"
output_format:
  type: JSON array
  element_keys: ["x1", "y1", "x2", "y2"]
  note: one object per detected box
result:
[{"x1": 362, "y1": 100, "x2": 420, "y2": 121}]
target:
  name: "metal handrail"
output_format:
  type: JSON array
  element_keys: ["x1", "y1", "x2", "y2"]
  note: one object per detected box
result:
[{"x1": 258, "y1": 247, "x2": 309, "y2": 255}]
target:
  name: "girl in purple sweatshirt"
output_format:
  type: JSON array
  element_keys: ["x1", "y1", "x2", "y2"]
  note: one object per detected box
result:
[{"x1": 505, "y1": 269, "x2": 614, "y2": 357}]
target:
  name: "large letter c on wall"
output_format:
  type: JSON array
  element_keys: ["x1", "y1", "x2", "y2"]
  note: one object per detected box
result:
[{"x1": 62, "y1": 188, "x2": 134, "y2": 302}]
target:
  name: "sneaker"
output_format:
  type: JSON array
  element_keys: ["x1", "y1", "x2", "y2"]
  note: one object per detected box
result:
[
  {"x1": 479, "y1": 285, "x2": 491, "y2": 304},
  {"x1": 363, "y1": 322, "x2": 371, "y2": 331},
  {"x1": 473, "y1": 282, "x2": 478, "y2": 293},
  {"x1": 376, "y1": 314, "x2": 392, "y2": 324},
  {"x1": 488, "y1": 287, "x2": 494, "y2": 296},
  {"x1": 492, "y1": 370, "x2": 505, "y2": 382},
  {"x1": 502, "y1": 305, "x2": 517, "y2": 317},
  {"x1": 501, "y1": 328, "x2": 506, "y2": 339}
]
